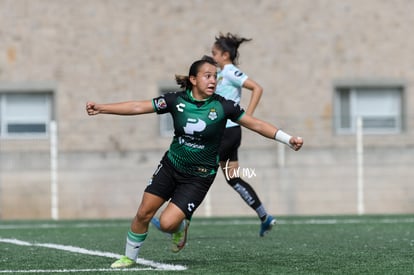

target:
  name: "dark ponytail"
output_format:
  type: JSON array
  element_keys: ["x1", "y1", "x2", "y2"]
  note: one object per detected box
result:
[{"x1": 214, "y1": 32, "x2": 252, "y2": 65}]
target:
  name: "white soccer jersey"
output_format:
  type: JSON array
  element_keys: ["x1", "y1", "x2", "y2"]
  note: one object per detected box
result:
[{"x1": 216, "y1": 64, "x2": 248, "y2": 128}]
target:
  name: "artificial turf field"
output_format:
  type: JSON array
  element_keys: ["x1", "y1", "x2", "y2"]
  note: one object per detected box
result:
[{"x1": 0, "y1": 215, "x2": 413, "y2": 274}]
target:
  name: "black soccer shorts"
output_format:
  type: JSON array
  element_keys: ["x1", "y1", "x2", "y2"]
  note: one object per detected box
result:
[
  {"x1": 145, "y1": 153, "x2": 216, "y2": 219},
  {"x1": 218, "y1": 126, "x2": 241, "y2": 162}
]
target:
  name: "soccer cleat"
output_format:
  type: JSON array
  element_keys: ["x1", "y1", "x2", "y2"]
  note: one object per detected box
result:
[
  {"x1": 110, "y1": 256, "x2": 135, "y2": 268},
  {"x1": 260, "y1": 215, "x2": 276, "y2": 237},
  {"x1": 171, "y1": 219, "x2": 189, "y2": 253}
]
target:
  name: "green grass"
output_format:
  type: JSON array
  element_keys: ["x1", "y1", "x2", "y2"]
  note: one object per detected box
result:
[{"x1": 1, "y1": 215, "x2": 414, "y2": 274}]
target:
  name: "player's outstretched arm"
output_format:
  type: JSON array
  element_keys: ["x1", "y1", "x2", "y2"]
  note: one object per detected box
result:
[
  {"x1": 86, "y1": 100, "x2": 155, "y2": 116},
  {"x1": 243, "y1": 78, "x2": 263, "y2": 116},
  {"x1": 238, "y1": 114, "x2": 303, "y2": 151}
]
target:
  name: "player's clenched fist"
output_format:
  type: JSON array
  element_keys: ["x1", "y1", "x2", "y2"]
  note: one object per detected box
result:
[
  {"x1": 86, "y1": 102, "x2": 99, "y2": 116},
  {"x1": 289, "y1": 136, "x2": 303, "y2": 151}
]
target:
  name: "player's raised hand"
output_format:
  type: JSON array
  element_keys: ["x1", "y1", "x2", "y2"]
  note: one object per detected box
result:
[
  {"x1": 289, "y1": 136, "x2": 303, "y2": 151},
  {"x1": 86, "y1": 102, "x2": 99, "y2": 116}
]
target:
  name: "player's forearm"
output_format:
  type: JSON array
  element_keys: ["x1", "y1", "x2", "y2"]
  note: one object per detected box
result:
[
  {"x1": 252, "y1": 119, "x2": 278, "y2": 139},
  {"x1": 97, "y1": 101, "x2": 153, "y2": 115},
  {"x1": 245, "y1": 91, "x2": 262, "y2": 115},
  {"x1": 244, "y1": 80, "x2": 263, "y2": 115},
  {"x1": 239, "y1": 114, "x2": 303, "y2": 151},
  {"x1": 239, "y1": 115, "x2": 277, "y2": 139}
]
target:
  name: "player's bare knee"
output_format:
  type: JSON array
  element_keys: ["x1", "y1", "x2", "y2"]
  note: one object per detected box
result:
[
  {"x1": 135, "y1": 210, "x2": 153, "y2": 224},
  {"x1": 159, "y1": 218, "x2": 180, "y2": 233}
]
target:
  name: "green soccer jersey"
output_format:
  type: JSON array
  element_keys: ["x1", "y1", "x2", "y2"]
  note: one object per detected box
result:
[{"x1": 152, "y1": 89, "x2": 245, "y2": 177}]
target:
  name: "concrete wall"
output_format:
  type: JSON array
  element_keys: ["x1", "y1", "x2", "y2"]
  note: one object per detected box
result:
[{"x1": 1, "y1": 0, "x2": 414, "y2": 219}]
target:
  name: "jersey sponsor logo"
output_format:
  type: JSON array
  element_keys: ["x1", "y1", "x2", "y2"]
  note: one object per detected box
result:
[
  {"x1": 183, "y1": 118, "x2": 206, "y2": 135},
  {"x1": 234, "y1": 70, "x2": 244, "y2": 77},
  {"x1": 208, "y1": 108, "x2": 218, "y2": 120},
  {"x1": 176, "y1": 103, "x2": 185, "y2": 112},
  {"x1": 155, "y1": 98, "x2": 167, "y2": 110},
  {"x1": 178, "y1": 136, "x2": 205, "y2": 149}
]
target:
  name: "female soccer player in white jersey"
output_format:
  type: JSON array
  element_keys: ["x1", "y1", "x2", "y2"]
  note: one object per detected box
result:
[
  {"x1": 212, "y1": 33, "x2": 275, "y2": 236},
  {"x1": 86, "y1": 56, "x2": 303, "y2": 268}
]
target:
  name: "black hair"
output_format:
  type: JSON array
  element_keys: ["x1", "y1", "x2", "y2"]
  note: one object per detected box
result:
[
  {"x1": 214, "y1": 32, "x2": 252, "y2": 65},
  {"x1": 175, "y1": 55, "x2": 217, "y2": 89}
]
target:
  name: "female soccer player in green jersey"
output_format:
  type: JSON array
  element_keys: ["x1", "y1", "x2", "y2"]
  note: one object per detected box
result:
[{"x1": 86, "y1": 56, "x2": 303, "y2": 268}]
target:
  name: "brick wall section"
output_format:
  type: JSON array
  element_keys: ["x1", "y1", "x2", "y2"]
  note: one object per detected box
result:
[{"x1": 0, "y1": 0, "x2": 413, "y2": 219}]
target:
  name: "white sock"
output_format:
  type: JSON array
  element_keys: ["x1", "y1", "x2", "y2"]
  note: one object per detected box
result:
[{"x1": 125, "y1": 231, "x2": 147, "y2": 260}]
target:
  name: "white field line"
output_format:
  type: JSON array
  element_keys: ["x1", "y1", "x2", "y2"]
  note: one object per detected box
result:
[
  {"x1": 0, "y1": 268, "x2": 153, "y2": 273},
  {"x1": 0, "y1": 238, "x2": 187, "y2": 272},
  {"x1": 194, "y1": 217, "x2": 414, "y2": 226},
  {"x1": 0, "y1": 222, "x2": 131, "y2": 230}
]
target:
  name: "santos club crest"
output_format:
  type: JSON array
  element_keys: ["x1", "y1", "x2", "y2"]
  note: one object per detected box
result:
[{"x1": 208, "y1": 108, "x2": 217, "y2": 120}]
